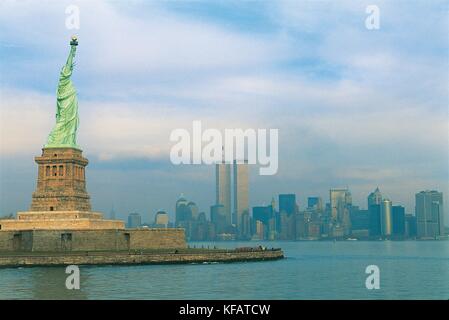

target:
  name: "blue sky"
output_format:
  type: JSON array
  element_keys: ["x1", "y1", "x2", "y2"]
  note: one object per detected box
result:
[{"x1": 0, "y1": 0, "x2": 448, "y2": 223}]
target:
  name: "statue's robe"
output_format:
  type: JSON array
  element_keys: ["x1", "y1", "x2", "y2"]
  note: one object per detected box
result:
[{"x1": 45, "y1": 45, "x2": 79, "y2": 148}]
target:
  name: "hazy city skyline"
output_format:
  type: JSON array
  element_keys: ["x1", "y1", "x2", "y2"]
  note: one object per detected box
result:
[{"x1": 0, "y1": 1, "x2": 447, "y2": 223}]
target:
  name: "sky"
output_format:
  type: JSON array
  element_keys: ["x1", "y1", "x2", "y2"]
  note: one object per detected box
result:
[{"x1": 0, "y1": 0, "x2": 448, "y2": 224}]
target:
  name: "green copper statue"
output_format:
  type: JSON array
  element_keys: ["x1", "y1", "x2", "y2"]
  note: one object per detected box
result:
[{"x1": 45, "y1": 36, "x2": 80, "y2": 149}]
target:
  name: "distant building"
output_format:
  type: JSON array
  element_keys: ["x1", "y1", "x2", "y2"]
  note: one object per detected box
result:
[
  {"x1": 127, "y1": 212, "x2": 141, "y2": 228},
  {"x1": 392, "y1": 205, "x2": 406, "y2": 237},
  {"x1": 295, "y1": 212, "x2": 306, "y2": 240},
  {"x1": 350, "y1": 206, "x2": 369, "y2": 231},
  {"x1": 307, "y1": 197, "x2": 323, "y2": 211},
  {"x1": 307, "y1": 221, "x2": 321, "y2": 239},
  {"x1": 254, "y1": 220, "x2": 264, "y2": 240},
  {"x1": 279, "y1": 194, "x2": 297, "y2": 216},
  {"x1": 175, "y1": 195, "x2": 196, "y2": 238},
  {"x1": 380, "y1": 199, "x2": 393, "y2": 237},
  {"x1": 154, "y1": 210, "x2": 169, "y2": 228},
  {"x1": 216, "y1": 160, "x2": 232, "y2": 226},
  {"x1": 233, "y1": 160, "x2": 249, "y2": 232},
  {"x1": 239, "y1": 211, "x2": 251, "y2": 240},
  {"x1": 368, "y1": 187, "x2": 382, "y2": 207},
  {"x1": 211, "y1": 204, "x2": 227, "y2": 235},
  {"x1": 405, "y1": 214, "x2": 417, "y2": 238},
  {"x1": 416, "y1": 190, "x2": 444, "y2": 238},
  {"x1": 330, "y1": 188, "x2": 352, "y2": 219},
  {"x1": 191, "y1": 217, "x2": 215, "y2": 241},
  {"x1": 252, "y1": 205, "x2": 274, "y2": 226},
  {"x1": 330, "y1": 188, "x2": 352, "y2": 235},
  {"x1": 175, "y1": 195, "x2": 189, "y2": 225},
  {"x1": 253, "y1": 202, "x2": 276, "y2": 240},
  {"x1": 277, "y1": 194, "x2": 297, "y2": 240},
  {"x1": 369, "y1": 204, "x2": 381, "y2": 237},
  {"x1": 367, "y1": 188, "x2": 383, "y2": 238},
  {"x1": 188, "y1": 201, "x2": 199, "y2": 220}
]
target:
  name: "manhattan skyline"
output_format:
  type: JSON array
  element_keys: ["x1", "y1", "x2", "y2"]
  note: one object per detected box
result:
[{"x1": 0, "y1": 1, "x2": 447, "y2": 222}]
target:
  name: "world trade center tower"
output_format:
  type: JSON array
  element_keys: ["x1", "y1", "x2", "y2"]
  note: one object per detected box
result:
[{"x1": 216, "y1": 161, "x2": 232, "y2": 226}]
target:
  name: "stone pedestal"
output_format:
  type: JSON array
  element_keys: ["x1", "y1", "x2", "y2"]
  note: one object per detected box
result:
[
  {"x1": 0, "y1": 210, "x2": 124, "y2": 231},
  {"x1": 0, "y1": 147, "x2": 125, "y2": 231},
  {"x1": 30, "y1": 148, "x2": 91, "y2": 211}
]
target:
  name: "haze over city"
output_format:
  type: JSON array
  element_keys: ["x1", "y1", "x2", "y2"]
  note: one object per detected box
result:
[{"x1": 0, "y1": 0, "x2": 447, "y2": 223}]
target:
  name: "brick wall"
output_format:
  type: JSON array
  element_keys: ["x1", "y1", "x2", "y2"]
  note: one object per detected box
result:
[{"x1": 0, "y1": 228, "x2": 186, "y2": 252}]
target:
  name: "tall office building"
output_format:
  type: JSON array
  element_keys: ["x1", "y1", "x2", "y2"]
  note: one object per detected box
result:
[
  {"x1": 350, "y1": 206, "x2": 369, "y2": 231},
  {"x1": 307, "y1": 197, "x2": 323, "y2": 211},
  {"x1": 416, "y1": 190, "x2": 444, "y2": 238},
  {"x1": 277, "y1": 194, "x2": 297, "y2": 240},
  {"x1": 369, "y1": 204, "x2": 381, "y2": 237},
  {"x1": 252, "y1": 203, "x2": 274, "y2": 237},
  {"x1": 279, "y1": 194, "x2": 297, "y2": 216},
  {"x1": 253, "y1": 205, "x2": 274, "y2": 225},
  {"x1": 187, "y1": 201, "x2": 199, "y2": 220},
  {"x1": 210, "y1": 204, "x2": 226, "y2": 234},
  {"x1": 154, "y1": 210, "x2": 169, "y2": 227},
  {"x1": 367, "y1": 188, "x2": 383, "y2": 238},
  {"x1": 329, "y1": 188, "x2": 352, "y2": 223},
  {"x1": 380, "y1": 199, "x2": 393, "y2": 237},
  {"x1": 216, "y1": 161, "x2": 232, "y2": 226},
  {"x1": 175, "y1": 194, "x2": 189, "y2": 226},
  {"x1": 392, "y1": 205, "x2": 406, "y2": 237},
  {"x1": 127, "y1": 212, "x2": 141, "y2": 228},
  {"x1": 368, "y1": 187, "x2": 382, "y2": 207},
  {"x1": 405, "y1": 214, "x2": 417, "y2": 238},
  {"x1": 233, "y1": 160, "x2": 249, "y2": 230}
]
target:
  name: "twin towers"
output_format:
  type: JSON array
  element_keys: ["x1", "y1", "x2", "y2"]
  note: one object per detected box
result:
[{"x1": 215, "y1": 160, "x2": 249, "y2": 236}]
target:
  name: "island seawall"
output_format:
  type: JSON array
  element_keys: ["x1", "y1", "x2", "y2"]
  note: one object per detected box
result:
[
  {"x1": 0, "y1": 248, "x2": 284, "y2": 268},
  {"x1": 0, "y1": 228, "x2": 284, "y2": 267}
]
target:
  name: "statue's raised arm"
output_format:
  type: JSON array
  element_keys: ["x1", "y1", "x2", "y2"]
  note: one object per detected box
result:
[
  {"x1": 59, "y1": 36, "x2": 78, "y2": 85},
  {"x1": 45, "y1": 36, "x2": 80, "y2": 149}
]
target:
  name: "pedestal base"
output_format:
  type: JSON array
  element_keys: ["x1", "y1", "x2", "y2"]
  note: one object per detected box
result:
[{"x1": 0, "y1": 211, "x2": 124, "y2": 231}]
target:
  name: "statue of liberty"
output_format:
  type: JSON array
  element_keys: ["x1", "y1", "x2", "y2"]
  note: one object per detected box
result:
[{"x1": 45, "y1": 36, "x2": 80, "y2": 149}]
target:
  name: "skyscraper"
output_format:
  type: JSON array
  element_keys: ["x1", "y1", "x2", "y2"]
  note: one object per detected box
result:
[
  {"x1": 367, "y1": 188, "x2": 383, "y2": 238},
  {"x1": 307, "y1": 197, "x2": 323, "y2": 211},
  {"x1": 416, "y1": 190, "x2": 444, "y2": 239},
  {"x1": 211, "y1": 204, "x2": 226, "y2": 234},
  {"x1": 252, "y1": 204, "x2": 274, "y2": 227},
  {"x1": 154, "y1": 210, "x2": 169, "y2": 228},
  {"x1": 216, "y1": 161, "x2": 232, "y2": 226},
  {"x1": 380, "y1": 198, "x2": 393, "y2": 237},
  {"x1": 368, "y1": 187, "x2": 382, "y2": 207},
  {"x1": 329, "y1": 188, "x2": 352, "y2": 236},
  {"x1": 233, "y1": 160, "x2": 249, "y2": 231},
  {"x1": 369, "y1": 204, "x2": 381, "y2": 237},
  {"x1": 277, "y1": 194, "x2": 297, "y2": 240},
  {"x1": 392, "y1": 205, "x2": 406, "y2": 237},
  {"x1": 350, "y1": 206, "x2": 369, "y2": 231},
  {"x1": 175, "y1": 194, "x2": 189, "y2": 226},
  {"x1": 127, "y1": 212, "x2": 141, "y2": 228},
  {"x1": 330, "y1": 188, "x2": 352, "y2": 221},
  {"x1": 187, "y1": 201, "x2": 199, "y2": 220},
  {"x1": 279, "y1": 194, "x2": 297, "y2": 216}
]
